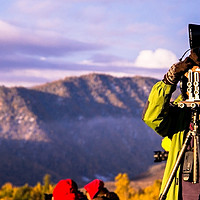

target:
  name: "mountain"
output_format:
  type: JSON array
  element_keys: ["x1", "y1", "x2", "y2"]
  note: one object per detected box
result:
[{"x1": 0, "y1": 73, "x2": 162, "y2": 187}]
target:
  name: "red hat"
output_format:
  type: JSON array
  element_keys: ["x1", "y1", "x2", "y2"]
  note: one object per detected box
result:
[
  {"x1": 53, "y1": 179, "x2": 79, "y2": 200},
  {"x1": 84, "y1": 179, "x2": 104, "y2": 199}
]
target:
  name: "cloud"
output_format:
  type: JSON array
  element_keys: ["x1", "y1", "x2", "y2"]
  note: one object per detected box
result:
[
  {"x1": 0, "y1": 65, "x2": 166, "y2": 88},
  {"x1": 79, "y1": 54, "x2": 135, "y2": 67},
  {"x1": 134, "y1": 48, "x2": 178, "y2": 68},
  {"x1": 0, "y1": 20, "x2": 105, "y2": 57},
  {"x1": 126, "y1": 23, "x2": 159, "y2": 34},
  {"x1": 90, "y1": 54, "x2": 125, "y2": 63},
  {"x1": 13, "y1": 0, "x2": 63, "y2": 15},
  {"x1": 80, "y1": 59, "x2": 134, "y2": 68},
  {"x1": 80, "y1": 49, "x2": 178, "y2": 70},
  {"x1": 0, "y1": 51, "x2": 167, "y2": 87}
]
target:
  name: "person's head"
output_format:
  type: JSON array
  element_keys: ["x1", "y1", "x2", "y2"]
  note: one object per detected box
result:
[
  {"x1": 84, "y1": 179, "x2": 104, "y2": 200},
  {"x1": 53, "y1": 179, "x2": 79, "y2": 200}
]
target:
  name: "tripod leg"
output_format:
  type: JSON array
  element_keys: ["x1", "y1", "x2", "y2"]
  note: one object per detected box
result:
[
  {"x1": 198, "y1": 135, "x2": 200, "y2": 181},
  {"x1": 193, "y1": 133, "x2": 200, "y2": 184},
  {"x1": 191, "y1": 109, "x2": 199, "y2": 184},
  {"x1": 193, "y1": 135, "x2": 198, "y2": 183},
  {"x1": 159, "y1": 131, "x2": 192, "y2": 200}
]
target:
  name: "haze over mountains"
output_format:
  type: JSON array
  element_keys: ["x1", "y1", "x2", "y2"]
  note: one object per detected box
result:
[{"x1": 0, "y1": 73, "x2": 163, "y2": 187}]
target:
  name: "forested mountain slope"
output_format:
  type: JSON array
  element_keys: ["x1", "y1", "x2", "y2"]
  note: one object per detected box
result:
[{"x1": 0, "y1": 73, "x2": 162, "y2": 186}]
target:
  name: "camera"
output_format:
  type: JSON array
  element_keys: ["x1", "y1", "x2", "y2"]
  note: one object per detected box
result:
[{"x1": 189, "y1": 24, "x2": 200, "y2": 50}]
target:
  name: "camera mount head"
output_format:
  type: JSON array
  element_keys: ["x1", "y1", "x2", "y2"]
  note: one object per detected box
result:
[{"x1": 178, "y1": 67, "x2": 200, "y2": 108}]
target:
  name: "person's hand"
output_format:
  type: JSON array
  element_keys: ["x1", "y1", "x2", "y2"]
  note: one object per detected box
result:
[{"x1": 163, "y1": 56, "x2": 196, "y2": 85}]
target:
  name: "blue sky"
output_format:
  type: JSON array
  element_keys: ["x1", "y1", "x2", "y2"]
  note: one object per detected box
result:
[{"x1": 0, "y1": 0, "x2": 199, "y2": 87}]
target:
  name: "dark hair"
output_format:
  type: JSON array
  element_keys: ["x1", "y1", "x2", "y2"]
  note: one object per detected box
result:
[
  {"x1": 44, "y1": 193, "x2": 53, "y2": 200},
  {"x1": 94, "y1": 189, "x2": 119, "y2": 200},
  {"x1": 71, "y1": 179, "x2": 78, "y2": 192},
  {"x1": 106, "y1": 192, "x2": 119, "y2": 200}
]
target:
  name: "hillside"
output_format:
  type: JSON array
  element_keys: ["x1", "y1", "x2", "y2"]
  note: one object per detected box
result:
[
  {"x1": 105, "y1": 163, "x2": 166, "y2": 191},
  {"x1": 0, "y1": 73, "x2": 162, "y2": 187}
]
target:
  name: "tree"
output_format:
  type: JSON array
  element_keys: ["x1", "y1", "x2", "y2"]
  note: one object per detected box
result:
[
  {"x1": 0, "y1": 174, "x2": 55, "y2": 200},
  {"x1": 0, "y1": 182, "x2": 13, "y2": 199},
  {"x1": 142, "y1": 179, "x2": 161, "y2": 200},
  {"x1": 114, "y1": 173, "x2": 162, "y2": 200},
  {"x1": 13, "y1": 184, "x2": 31, "y2": 200},
  {"x1": 115, "y1": 173, "x2": 135, "y2": 200},
  {"x1": 43, "y1": 174, "x2": 51, "y2": 193},
  {"x1": 31, "y1": 182, "x2": 43, "y2": 200}
]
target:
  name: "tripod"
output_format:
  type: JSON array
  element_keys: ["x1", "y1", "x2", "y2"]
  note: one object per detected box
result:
[{"x1": 159, "y1": 103, "x2": 200, "y2": 200}]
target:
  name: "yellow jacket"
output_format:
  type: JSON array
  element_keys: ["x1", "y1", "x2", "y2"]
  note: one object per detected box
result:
[{"x1": 143, "y1": 81, "x2": 191, "y2": 200}]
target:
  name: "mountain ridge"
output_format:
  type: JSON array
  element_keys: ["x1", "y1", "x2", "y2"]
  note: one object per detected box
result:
[{"x1": 0, "y1": 73, "x2": 162, "y2": 187}]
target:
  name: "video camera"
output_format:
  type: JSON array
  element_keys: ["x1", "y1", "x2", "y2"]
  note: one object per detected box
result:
[
  {"x1": 189, "y1": 24, "x2": 200, "y2": 50},
  {"x1": 179, "y1": 24, "x2": 200, "y2": 62}
]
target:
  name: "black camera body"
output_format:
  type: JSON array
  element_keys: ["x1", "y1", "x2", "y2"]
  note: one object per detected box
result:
[{"x1": 189, "y1": 24, "x2": 200, "y2": 50}]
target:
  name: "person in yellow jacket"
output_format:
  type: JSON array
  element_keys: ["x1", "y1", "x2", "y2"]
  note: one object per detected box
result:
[{"x1": 142, "y1": 49, "x2": 200, "y2": 200}]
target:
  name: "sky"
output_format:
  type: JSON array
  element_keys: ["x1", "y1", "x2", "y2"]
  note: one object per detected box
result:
[{"x1": 0, "y1": 0, "x2": 200, "y2": 87}]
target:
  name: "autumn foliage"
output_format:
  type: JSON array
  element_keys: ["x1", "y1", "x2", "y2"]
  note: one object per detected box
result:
[
  {"x1": 115, "y1": 173, "x2": 162, "y2": 200},
  {"x1": 0, "y1": 173, "x2": 161, "y2": 200},
  {"x1": 0, "y1": 174, "x2": 54, "y2": 200}
]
